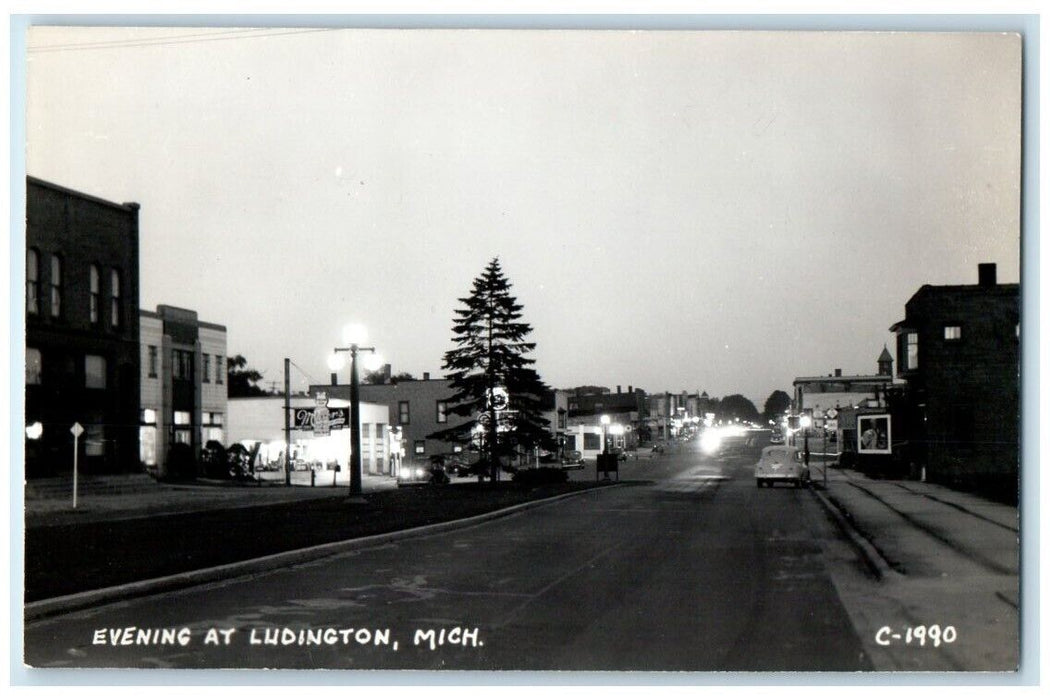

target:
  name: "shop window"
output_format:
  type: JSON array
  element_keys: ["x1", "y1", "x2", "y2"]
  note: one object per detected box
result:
[
  {"x1": 85, "y1": 354, "x2": 106, "y2": 389},
  {"x1": 140, "y1": 426, "x2": 157, "y2": 466},
  {"x1": 583, "y1": 433, "x2": 601, "y2": 451},
  {"x1": 436, "y1": 400, "x2": 448, "y2": 424},
  {"x1": 26, "y1": 347, "x2": 42, "y2": 385},
  {"x1": 26, "y1": 248, "x2": 39, "y2": 315}
]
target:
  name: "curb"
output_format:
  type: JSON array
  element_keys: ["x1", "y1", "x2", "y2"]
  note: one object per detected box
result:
[
  {"x1": 24, "y1": 482, "x2": 623, "y2": 623},
  {"x1": 809, "y1": 483, "x2": 902, "y2": 582}
]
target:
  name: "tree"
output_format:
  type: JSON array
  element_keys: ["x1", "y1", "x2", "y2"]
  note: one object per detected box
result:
[
  {"x1": 226, "y1": 355, "x2": 268, "y2": 397},
  {"x1": 429, "y1": 258, "x2": 551, "y2": 481},
  {"x1": 718, "y1": 394, "x2": 762, "y2": 424},
  {"x1": 362, "y1": 369, "x2": 416, "y2": 385},
  {"x1": 762, "y1": 390, "x2": 792, "y2": 423}
]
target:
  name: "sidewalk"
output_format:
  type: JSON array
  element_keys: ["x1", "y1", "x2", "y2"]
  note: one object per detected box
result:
[{"x1": 807, "y1": 461, "x2": 1020, "y2": 671}]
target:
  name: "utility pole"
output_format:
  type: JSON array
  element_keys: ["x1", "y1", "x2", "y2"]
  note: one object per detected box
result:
[{"x1": 284, "y1": 358, "x2": 291, "y2": 486}]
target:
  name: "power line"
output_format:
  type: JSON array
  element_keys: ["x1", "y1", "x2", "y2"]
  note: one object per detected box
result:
[{"x1": 28, "y1": 27, "x2": 341, "y2": 54}]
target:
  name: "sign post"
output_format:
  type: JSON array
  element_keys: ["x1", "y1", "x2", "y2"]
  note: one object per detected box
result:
[{"x1": 70, "y1": 422, "x2": 84, "y2": 509}]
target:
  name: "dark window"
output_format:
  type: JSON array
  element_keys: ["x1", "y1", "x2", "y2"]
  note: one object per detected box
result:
[
  {"x1": 399, "y1": 401, "x2": 410, "y2": 425},
  {"x1": 85, "y1": 354, "x2": 106, "y2": 389},
  {"x1": 26, "y1": 248, "x2": 39, "y2": 315},
  {"x1": 49, "y1": 254, "x2": 63, "y2": 318},
  {"x1": 89, "y1": 265, "x2": 100, "y2": 323},
  {"x1": 202, "y1": 354, "x2": 211, "y2": 383},
  {"x1": 905, "y1": 332, "x2": 919, "y2": 370},
  {"x1": 583, "y1": 433, "x2": 601, "y2": 451},
  {"x1": 436, "y1": 400, "x2": 448, "y2": 424},
  {"x1": 173, "y1": 350, "x2": 193, "y2": 380},
  {"x1": 110, "y1": 269, "x2": 122, "y2": 328},
  {"x1": 216, "y1": 355, "x2": 224, "y2": 384},
  {"x1": 26, "y1": 347, "x2": 42, "y2": 385},
  {"x1": 147, "y1": 345, "x2": 158, "y2": 378}
]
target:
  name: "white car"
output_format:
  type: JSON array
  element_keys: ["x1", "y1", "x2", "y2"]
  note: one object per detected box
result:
[{"x1": 755, "y1": 445, "x2": 809, "y2": 488}]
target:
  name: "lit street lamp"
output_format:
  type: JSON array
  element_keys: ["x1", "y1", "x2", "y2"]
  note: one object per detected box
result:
[
  {"x1": 329, "y1": 323, "x2": 382, "y2": 499},
  {"x1": 799, "y1": 413, "x2": 813, "y2": 468}
]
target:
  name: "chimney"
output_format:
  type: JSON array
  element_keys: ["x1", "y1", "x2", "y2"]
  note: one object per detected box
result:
[
  {"x1": 423, "y1": 372, "x2": 430, "y2": 381},
  {"x1": 628, "y1": 385, "x2": 633, "y2": 394},
  {"x1": 617, "y1": 385, "x2": 621, "y2": 394},
  {"x1": 835, "y1": 368, "x2": 842, "y2": 377},
  {"x1": 330, "y1": 372, "x2": 338, "y2": 386},
  {"x1": 978, "y1": 263, "x2": 997, "y2": 287},
  {"x1": 383, "y1": 364, "x2": 392, "y2": 383}
]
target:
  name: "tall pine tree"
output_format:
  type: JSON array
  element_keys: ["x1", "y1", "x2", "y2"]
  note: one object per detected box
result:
[{"x1": 429, "y1": 258, "x2": 551, "y2": 481}]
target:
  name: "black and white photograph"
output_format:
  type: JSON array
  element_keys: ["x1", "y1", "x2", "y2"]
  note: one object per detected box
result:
[{"x1": 13, "y1": 10, "x2": 1034, "y2": 684}]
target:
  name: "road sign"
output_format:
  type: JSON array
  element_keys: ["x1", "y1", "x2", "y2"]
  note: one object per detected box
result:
[
  {"x1": 70, "y1": 422, "x2": 84, "y2": 437},
  {"x1": 826, "y1": 408, "x2": 839, "y2": 419}
]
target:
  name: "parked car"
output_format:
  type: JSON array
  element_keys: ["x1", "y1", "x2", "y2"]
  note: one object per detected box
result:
[
  {"x1": 429, "y1": 453, "x2": 468, "y2": 474},
  {"x1": 397, "y1": 461, "x2": 450, "y2": 487},
  {"x1": 560, "y1": 450, "x2": 585, "y2": 469},
  {"x1": 769, "y1": 432, "x2": 785, "y2": 445},
  {"x1": 755, "y1": 445, "x2": 809, "y2": 488}
]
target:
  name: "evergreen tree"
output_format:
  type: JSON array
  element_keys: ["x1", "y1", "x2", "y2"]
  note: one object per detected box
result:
[{"x1": 429, "y1": 258, "x2": 550, "y2": 481}]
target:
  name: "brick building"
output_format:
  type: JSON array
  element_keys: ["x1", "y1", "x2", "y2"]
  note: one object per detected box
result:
[
  {"x1": 889, "y1": 263, "x2": 1020, "y2": 501},
  {"x1": 24, "y1": 177, "x2": 141, "y2": 477}
]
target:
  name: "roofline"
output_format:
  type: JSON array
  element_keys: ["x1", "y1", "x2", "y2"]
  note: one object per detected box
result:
[
  {"x1": 793, "y1": 375, "x2": 892, "y2": 385},
  {"x1": 28, "y1": 175, "x2": 140, "y2": 212}
]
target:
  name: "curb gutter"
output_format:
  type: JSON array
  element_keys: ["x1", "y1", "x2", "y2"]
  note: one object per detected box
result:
[
  {"x1": 809, "y1": 484, "x2": 902, "y2": 582},
  {"x1": 25, "y1": 482, "x2": 622, "y2": 623}
]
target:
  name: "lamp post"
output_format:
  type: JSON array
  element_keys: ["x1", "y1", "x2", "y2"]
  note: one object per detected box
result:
[
  {"x1": 800, "y1": 413, "x2": 812, "y2": 470},
  {"x1": 600, "y1": 414, "x2": 610, "y2": 454},
  {"x1": 329, "y1": 323, "x2": 381, "y2": 500}
]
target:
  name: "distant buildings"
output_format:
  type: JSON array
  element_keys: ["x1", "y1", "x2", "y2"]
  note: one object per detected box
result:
[
  {"x1": 889, "y1": 263, "x2": 1020, "y2": 500},
  {"x1": 25, "y1": 177, "x2": 141, "y2": 477},
  {"x1": 140, "y1": 305, "x2": 228, "y2": 479}
]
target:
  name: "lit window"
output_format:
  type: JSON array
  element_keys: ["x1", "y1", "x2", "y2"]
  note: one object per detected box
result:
[
  {"x1": 944, "y1": 325, "x2": 962, "y2": 341},
  {"x1": 110, "y1": 269, "x2": 121, "y2": 328},
  {"x1": 26, "y1": 248, "x2": 39, "y2": 315},
  {"x1": 85, "y1": 354, "x2": 106, "y2": 389},
  {"x1": 905, "y1": 332, "x2": 919, "y2": 370},
  {"x1": 50, "y1": 255, "x2": 62, "y2": 318},
  {"x1": 414, "y1": 440, "x2": 425, "y2": 455},
  {"x1": 90, "y1": 265, "x2": 100, "y2": 323},
  {"x1": 141, "y1": 409, "x2": 157, "y2": 424},
  {"x1": 173, "y1": 411, "x2": 191, "y2": 425},
  {"x1": 26, "y1": 347, "x2": 42, "y2": 384},
  {"x1": 399, "y1": 401, "x2": 410, "y2": 425},
  {"x1": 436, "y1": 400, "x2": 448, "y2": 424}
]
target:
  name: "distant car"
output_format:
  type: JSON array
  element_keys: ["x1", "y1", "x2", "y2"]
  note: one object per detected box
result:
[
  {"x1": 755, "y1": 445, "x2": 809, "y2": 488},
  {"x1": 769, "y1": 432, "x2": 785, "y2": 445},
  {"x1": 397, "y1": 461, "x2": 450, "y2": 487},
  {"x1": 560, "y1": 450, "x2": 585, "y2": 469}
]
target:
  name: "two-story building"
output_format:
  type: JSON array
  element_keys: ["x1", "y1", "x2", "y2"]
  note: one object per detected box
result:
[
  {"x1": 139, "y1": 305, "x2": 227, "y2": 478},
  {"x1": 25, "y1": 177, "x2": 141, "y2": 477},
  {"x1": 889, "y1": 263, "x2": 1020, "y2": 502}
]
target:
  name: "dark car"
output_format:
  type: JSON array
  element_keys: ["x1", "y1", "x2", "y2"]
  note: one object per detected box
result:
[{"x1": 560, "y1": 450, "x2": 585, "y2": 469}]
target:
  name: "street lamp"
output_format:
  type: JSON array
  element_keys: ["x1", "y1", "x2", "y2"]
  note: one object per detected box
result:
[
  {"x1": 329, "y1": 323, "x2": 382, "y2": 499},
  {"x1": 799, "y1": 413, "x2": 813, "y2": 468}
]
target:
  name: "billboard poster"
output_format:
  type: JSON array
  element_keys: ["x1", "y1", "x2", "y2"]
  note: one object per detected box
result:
[{"x1": 857, "y1": 414, "x2": 891, "y2": 454}]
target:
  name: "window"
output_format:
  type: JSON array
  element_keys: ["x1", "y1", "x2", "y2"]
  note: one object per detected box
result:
[
  {"x1": 173, "y1": 411, "x2": 191, "y2": 425},
  {"x1": 147, "y1": 345, "x2": 158, "y2": 378},
  {"x1": 944, "y1": 325, "x2": 962, "y2": 341},
  {"x1": 49, "y1": 255, "x2": 62, "y2": 318},
  {"x1": 26, "y1": 248, "x2": 39, "y2": 315},
  {"x1": 436, "y1": 400, "x2": 448, "y2": 424},
  {"x1": 202, "y1": 354, "x2": 211, "y2": 382},
  {"x1": 89, "y1": 265, "x2": 100, "y2": 323},
  {"x1": 26, "y1": 347, "x2": 42, "y2": 384},
  {"x1": 216, "y1": 355, "x2": 224, "y2": 384},
  {"x1": 141, "y1": 409, "x2": 157, "y2": 424},
  {"x1": 399, "y1": 401, "x2": 410, "y2": 425},
  {"x1": 583, "y1": 433, "x2": 601, "y2": 451},
  {"x1": 110, "y1": 269, "x2": 122, "y2": 328},
  {"x1": 173, "y1": 350, "x2": 193, "y2": 380},
  {"x1": 414, "y1": 440, "x2": 425, "y2": 455},
  {"x1": 905, "y1": 332, "x2": 919, "y2": 370},
  {"x1": 85, "y1": 354, "x2": 106, "y2": 389}
]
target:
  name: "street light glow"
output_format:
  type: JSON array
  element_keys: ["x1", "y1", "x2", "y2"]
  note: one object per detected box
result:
[
  {"x1": 363, "y1": 353, "x2": 384, "y2": 373},
  {"x1": 327, "y1": 353, "x2": 346, "y2": 372}
]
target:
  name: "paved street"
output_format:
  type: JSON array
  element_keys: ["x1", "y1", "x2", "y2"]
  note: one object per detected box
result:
[
  {"x1": 22, "y1": 437, "x2": 1020, "y2": 674},
  {"x1": 24, "y1": 441, "x2": 871, "y2": 672}
]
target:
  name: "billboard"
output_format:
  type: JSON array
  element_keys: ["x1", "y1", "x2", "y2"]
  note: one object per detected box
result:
[{"x1": 857, "y1": 413, "x2": 891, "y2": 454}]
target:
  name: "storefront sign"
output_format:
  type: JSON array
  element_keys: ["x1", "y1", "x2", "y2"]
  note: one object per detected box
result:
[{"x1": 293, "y1": 407, "x2": 349, "y2": 431}]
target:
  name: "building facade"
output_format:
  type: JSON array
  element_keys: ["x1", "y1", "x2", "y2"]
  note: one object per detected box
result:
[
  {"x1": 139, "y1": 305, "x2": 227, "y2": 478},
  {"x1": 25, "y1": 177, "x2": 141, "y2": 477},
  {"x1": 889, "y1": 263, "x2": 1020, "y2": 501}
]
